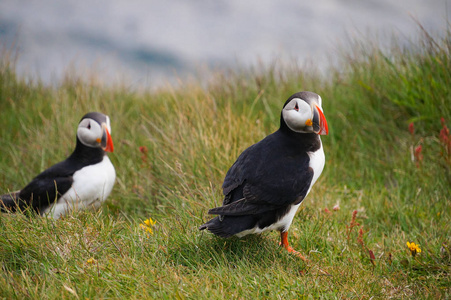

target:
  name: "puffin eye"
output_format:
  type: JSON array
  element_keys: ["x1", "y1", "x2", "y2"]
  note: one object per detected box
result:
[
  {"x1": 294, "y1": 103, "x2": 299, "y2": 111},
  {"x1": 87, "y1": 123, "x2": 91, "y2": 130}
]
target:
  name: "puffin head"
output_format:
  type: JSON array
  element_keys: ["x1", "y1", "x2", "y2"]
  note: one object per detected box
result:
[
  {"x1": 77, "y1": 112, "x2": 114, "y2": 152},
  {"x1": 281, "y1": 91, "x2": 328, "y2": 135}
]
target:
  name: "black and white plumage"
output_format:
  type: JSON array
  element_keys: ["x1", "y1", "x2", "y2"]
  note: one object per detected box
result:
[
  {"x1": 0, "y1": 112, "x2": 116, "y2": 219},
  {"x1": 199, "y1": 91, "x2": 328, "y2": 259}
]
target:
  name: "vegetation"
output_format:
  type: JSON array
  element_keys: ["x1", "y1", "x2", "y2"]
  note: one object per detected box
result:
[{"x1": 0, "y1": 28, "x2": 450, "y2": 299}]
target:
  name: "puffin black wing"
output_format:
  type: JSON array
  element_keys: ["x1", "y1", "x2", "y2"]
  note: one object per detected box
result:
[
  {"x1": 1, "y1": 160, "x2": 75, "y2": 214},
  {"x1": 0, "y1": 191, "x2": 20, "y2": 212},
  {"x1": 210, "y1": 130, "x2": 314, "y2": 216}
]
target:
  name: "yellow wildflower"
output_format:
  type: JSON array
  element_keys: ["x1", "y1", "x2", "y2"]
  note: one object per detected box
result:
[
  {"x1": 87, "y1": 257, "x2": 96, "y2": 264},
  {"x1": 140, "y1": 217, "x2": 157, "y2": 235},
  {"x1": 144, "y1": 218, "x2": 156, "y2": 227},
  {"x1": 140, "y1": 223, "x2": 153, "y2": 234},
  {"x1": 407, "y1": 241, "x2": 421, "y2": 257}
]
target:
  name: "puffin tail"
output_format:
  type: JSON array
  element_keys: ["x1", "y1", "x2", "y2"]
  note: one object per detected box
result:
[
  {"x1": 0, "y1": 191, "x2": 21, "y2": 213},
  {"x1": 199, "y1": 215, "x2": 256, "y2": 238},
  {"x1": 199, "y1": 216, "x2": 235, "y2": 238}
]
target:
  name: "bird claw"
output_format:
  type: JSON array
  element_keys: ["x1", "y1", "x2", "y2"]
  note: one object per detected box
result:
[
  {"x1": 278, "y1": 232, "x2": 329, "y2": 275},
  {"x1": 279, "y1": 231, "x2": 308, "y2": 261},
  {"x1": 279, "y1": 242, "x2": 308, "y2": 261}
]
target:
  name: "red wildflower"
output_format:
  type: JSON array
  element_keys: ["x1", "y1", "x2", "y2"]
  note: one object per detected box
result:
[
  {"x1": 439, "y1": 118, "x2": 451, "y2": 164},
  {"x1": 351, "y1": 210, "x2": 358, "y2": 224},
  {"x1": 369, "y1": 249, "x2": 376, "y2": 266},
  {"x1": 439, "y1": 124, "x2": 449, "y2": 145},
  {"x1": 357, "y1": 227, "x2": 364, "y2": 247},
  {"x1": 414, "y1": 145, "x2": 422, "y2": 157},
  {"x1": 414, "y1": 145, "x2": 423, "y2": 167},
  {"x1": 346, "y1": 210, "x2": 360, "y2": 241},
  {"x1": 369, "y1": 249, "x2": 376, "y2": 260},
  {"x1": 409, "y1": 122, "x2": 414, "y2": 135},
  {"x1": 139, "y1": 146, "x2": 148, "y2": 154},
  {"x1": 139, "y1": 146, "x2": 149, "y2": 164}
]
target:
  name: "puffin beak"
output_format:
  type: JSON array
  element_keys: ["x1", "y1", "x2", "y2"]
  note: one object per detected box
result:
[
  {"x1": 312, "y1": 105, "x2": 328, "y2": 135},
  {"x1": 101, "y1": 123, "x2": 114, "y2": 152}
]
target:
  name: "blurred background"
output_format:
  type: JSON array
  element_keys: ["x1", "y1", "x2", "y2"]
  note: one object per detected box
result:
[{"x1": 0, "y1": 0, "x2": 449, "y2": 87}]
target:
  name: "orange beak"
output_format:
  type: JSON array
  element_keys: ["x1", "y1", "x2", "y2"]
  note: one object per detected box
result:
[
  {"x1": 313, "y1": 105, "x2": 328, "y2": 135},
  {"x1": 101, "y1": 124, "x2": 114, "y2": 152}
]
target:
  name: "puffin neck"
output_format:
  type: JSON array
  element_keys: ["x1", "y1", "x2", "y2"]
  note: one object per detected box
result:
[
  {"x1": 279, "y1": 114, "x2": 320, "y2": 150},
  {"x1": 68, "y1": 138, "x2": 105, "y2": 165},
  {"x1": 279, "y1": 112, "x2": 292, "y2": 133}
]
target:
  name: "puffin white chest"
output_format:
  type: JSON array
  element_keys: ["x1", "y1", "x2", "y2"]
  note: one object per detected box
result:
[
  {"x1": 44, "y1": 156, "x2": 116, "y2": 218},
  {"x1": 306, "y1": 140, "x2": 325, "y2": 195}
]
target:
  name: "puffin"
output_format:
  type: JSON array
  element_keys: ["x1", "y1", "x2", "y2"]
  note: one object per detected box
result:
[
  {"x1": 0, "y1": 112, "x2": 116, "y2": 219},
  {"x1": 199, "y1": 91, "x2": 328, "y2": 260}
]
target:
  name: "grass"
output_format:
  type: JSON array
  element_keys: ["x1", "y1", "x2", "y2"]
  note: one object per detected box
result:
[{"x1": 0, "y1": 27, "x2": 450, "y2": 299}]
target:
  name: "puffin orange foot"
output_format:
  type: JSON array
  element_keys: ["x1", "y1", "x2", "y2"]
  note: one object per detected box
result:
[
  {"x1": 279, "y1": 231, "x2": 308, "y2": 261},
  {"x1": 283, "y1": 244, "x2": 308, "y2": 261},
  {"x1": 279, "y1": 232, "x2": 330, "y2": 275}
]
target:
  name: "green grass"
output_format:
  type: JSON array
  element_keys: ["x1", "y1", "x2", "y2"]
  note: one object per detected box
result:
[{"x1": 1, "y1": 28, "x2": 450, "y2": 299}]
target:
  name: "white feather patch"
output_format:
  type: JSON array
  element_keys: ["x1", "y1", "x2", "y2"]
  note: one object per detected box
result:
[{"x1": 43, "y1": 156, "x2": 116, "y2": 218}]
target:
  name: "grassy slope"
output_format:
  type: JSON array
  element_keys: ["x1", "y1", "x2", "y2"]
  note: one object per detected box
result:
[{"x1": 0, "y1": 31, "x2": 450, "y2": 299}]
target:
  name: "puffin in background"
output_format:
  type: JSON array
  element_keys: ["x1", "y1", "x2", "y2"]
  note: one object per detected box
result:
[
  {"x1": 200, "y1": 91, "x2": 328, "y2": 260},
  {"x1": 0, "y1": 112, "x2": 116, "y2": 219}
]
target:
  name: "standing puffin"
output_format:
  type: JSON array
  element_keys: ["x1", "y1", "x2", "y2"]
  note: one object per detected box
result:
[
  {"x1": 199, "y1": 91, "x2": 328, "y2": 260},
  {"x1": 0, "y1": 112, "x2": 116, "y2": 219}
]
